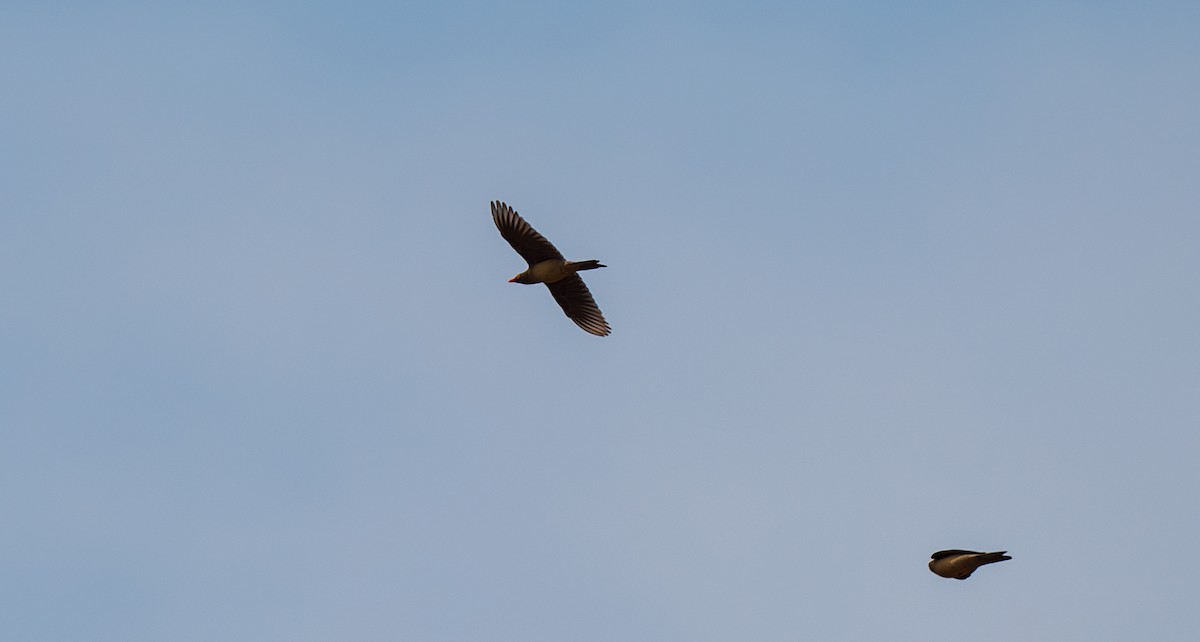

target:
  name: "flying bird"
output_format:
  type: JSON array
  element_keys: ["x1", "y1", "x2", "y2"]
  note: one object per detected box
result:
[
  {"x1": 928, "y1": 549, "x2": 1012, "y2": 580},
  {"x1": 491, "y1": 201, "x2": 611, "y2": 336}
]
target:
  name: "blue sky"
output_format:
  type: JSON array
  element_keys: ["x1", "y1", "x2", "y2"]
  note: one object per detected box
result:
[{"x1": 3, "y1": 2, "x2": 1199, "y2": 640}]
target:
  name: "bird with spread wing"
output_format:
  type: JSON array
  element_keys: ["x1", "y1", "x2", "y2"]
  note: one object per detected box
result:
[
  {"x1": 928, "y1": 549, "x2": 1012, "y2": 580},
  {"x1": 491, "y1": 201, "x2": 611, "y2": 337}
]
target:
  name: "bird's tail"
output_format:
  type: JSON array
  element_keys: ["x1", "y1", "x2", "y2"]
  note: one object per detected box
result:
[
  {"x1": 569, "y1": 260, "x2": 606, "y2": 272},
  {"x1": 978, "y1": 551, "x2": 1012, "y2": 566}
]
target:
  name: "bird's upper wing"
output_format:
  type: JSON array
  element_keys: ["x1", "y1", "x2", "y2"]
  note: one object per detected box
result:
[
  {"x1": 492, "y1": 201, "x2": 564, "y2": 265},
  {"x1": 931, "y1": 549, "x2": 983, "y2": 560},
  {"x1": 545, "y1": 274, "x2": 611, "y2": 337}
]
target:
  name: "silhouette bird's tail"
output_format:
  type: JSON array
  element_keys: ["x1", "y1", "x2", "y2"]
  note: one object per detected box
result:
[
  {"x1": 977, "y1": 551, "x2": 1012, "y2": 566},
  {"x1": 569, "y1": 260, "x2": 606, "y2": 271}
]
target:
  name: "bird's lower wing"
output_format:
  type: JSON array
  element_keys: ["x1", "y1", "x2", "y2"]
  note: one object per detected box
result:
[{"x1": 545, "y1": 274, "x2": 611, "y2": 337}]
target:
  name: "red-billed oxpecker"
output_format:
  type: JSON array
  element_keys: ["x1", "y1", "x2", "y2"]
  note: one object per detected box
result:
[{"x1": 491, "y1": 201, "x2": 611, "y2": 337}]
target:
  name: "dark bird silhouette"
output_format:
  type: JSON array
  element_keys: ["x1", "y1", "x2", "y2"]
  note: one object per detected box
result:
[
  {"x1": 491, "y1": 201, "x2": 610, "y2": 336},
  {"x1": 929, "y1": 549, "x2": 1012, "y2": 580}
]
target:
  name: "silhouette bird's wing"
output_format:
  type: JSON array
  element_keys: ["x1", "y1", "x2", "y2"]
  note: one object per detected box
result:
[
  {"x1": 492, "y1": 201, "x2": 564, "y2": 265},
  {"x1": 545, "y1": 275, "x2": 611, "y2": 337},
  {"x1": 931, "y1": 550, "x2": 983, "y2": 560}
]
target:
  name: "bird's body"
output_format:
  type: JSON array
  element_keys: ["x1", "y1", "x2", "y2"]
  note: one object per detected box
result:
[
  {"x1": 929, "y1": 549, "x2": 1012, "y2": 580},
  {"x1": 491, "y1": 201, "x2": 611, "y2": 336},
  {"x1": 512, "y1": 259, "x2": 602, "y2": 285}
]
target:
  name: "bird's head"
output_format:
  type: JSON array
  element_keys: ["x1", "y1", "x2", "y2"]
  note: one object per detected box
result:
[{"x1": 509, "y1": 272, "x2": 533, "y2": 284}]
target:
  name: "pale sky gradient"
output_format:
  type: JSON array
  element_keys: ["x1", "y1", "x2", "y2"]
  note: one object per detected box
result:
[{"x1": 3, "y1": 2, "x2": 1199, "y2": 641}]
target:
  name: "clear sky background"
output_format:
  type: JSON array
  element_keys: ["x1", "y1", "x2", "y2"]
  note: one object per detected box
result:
[{"x1": 3, "y1": 2, "x2": 1199, "y2": 640}]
